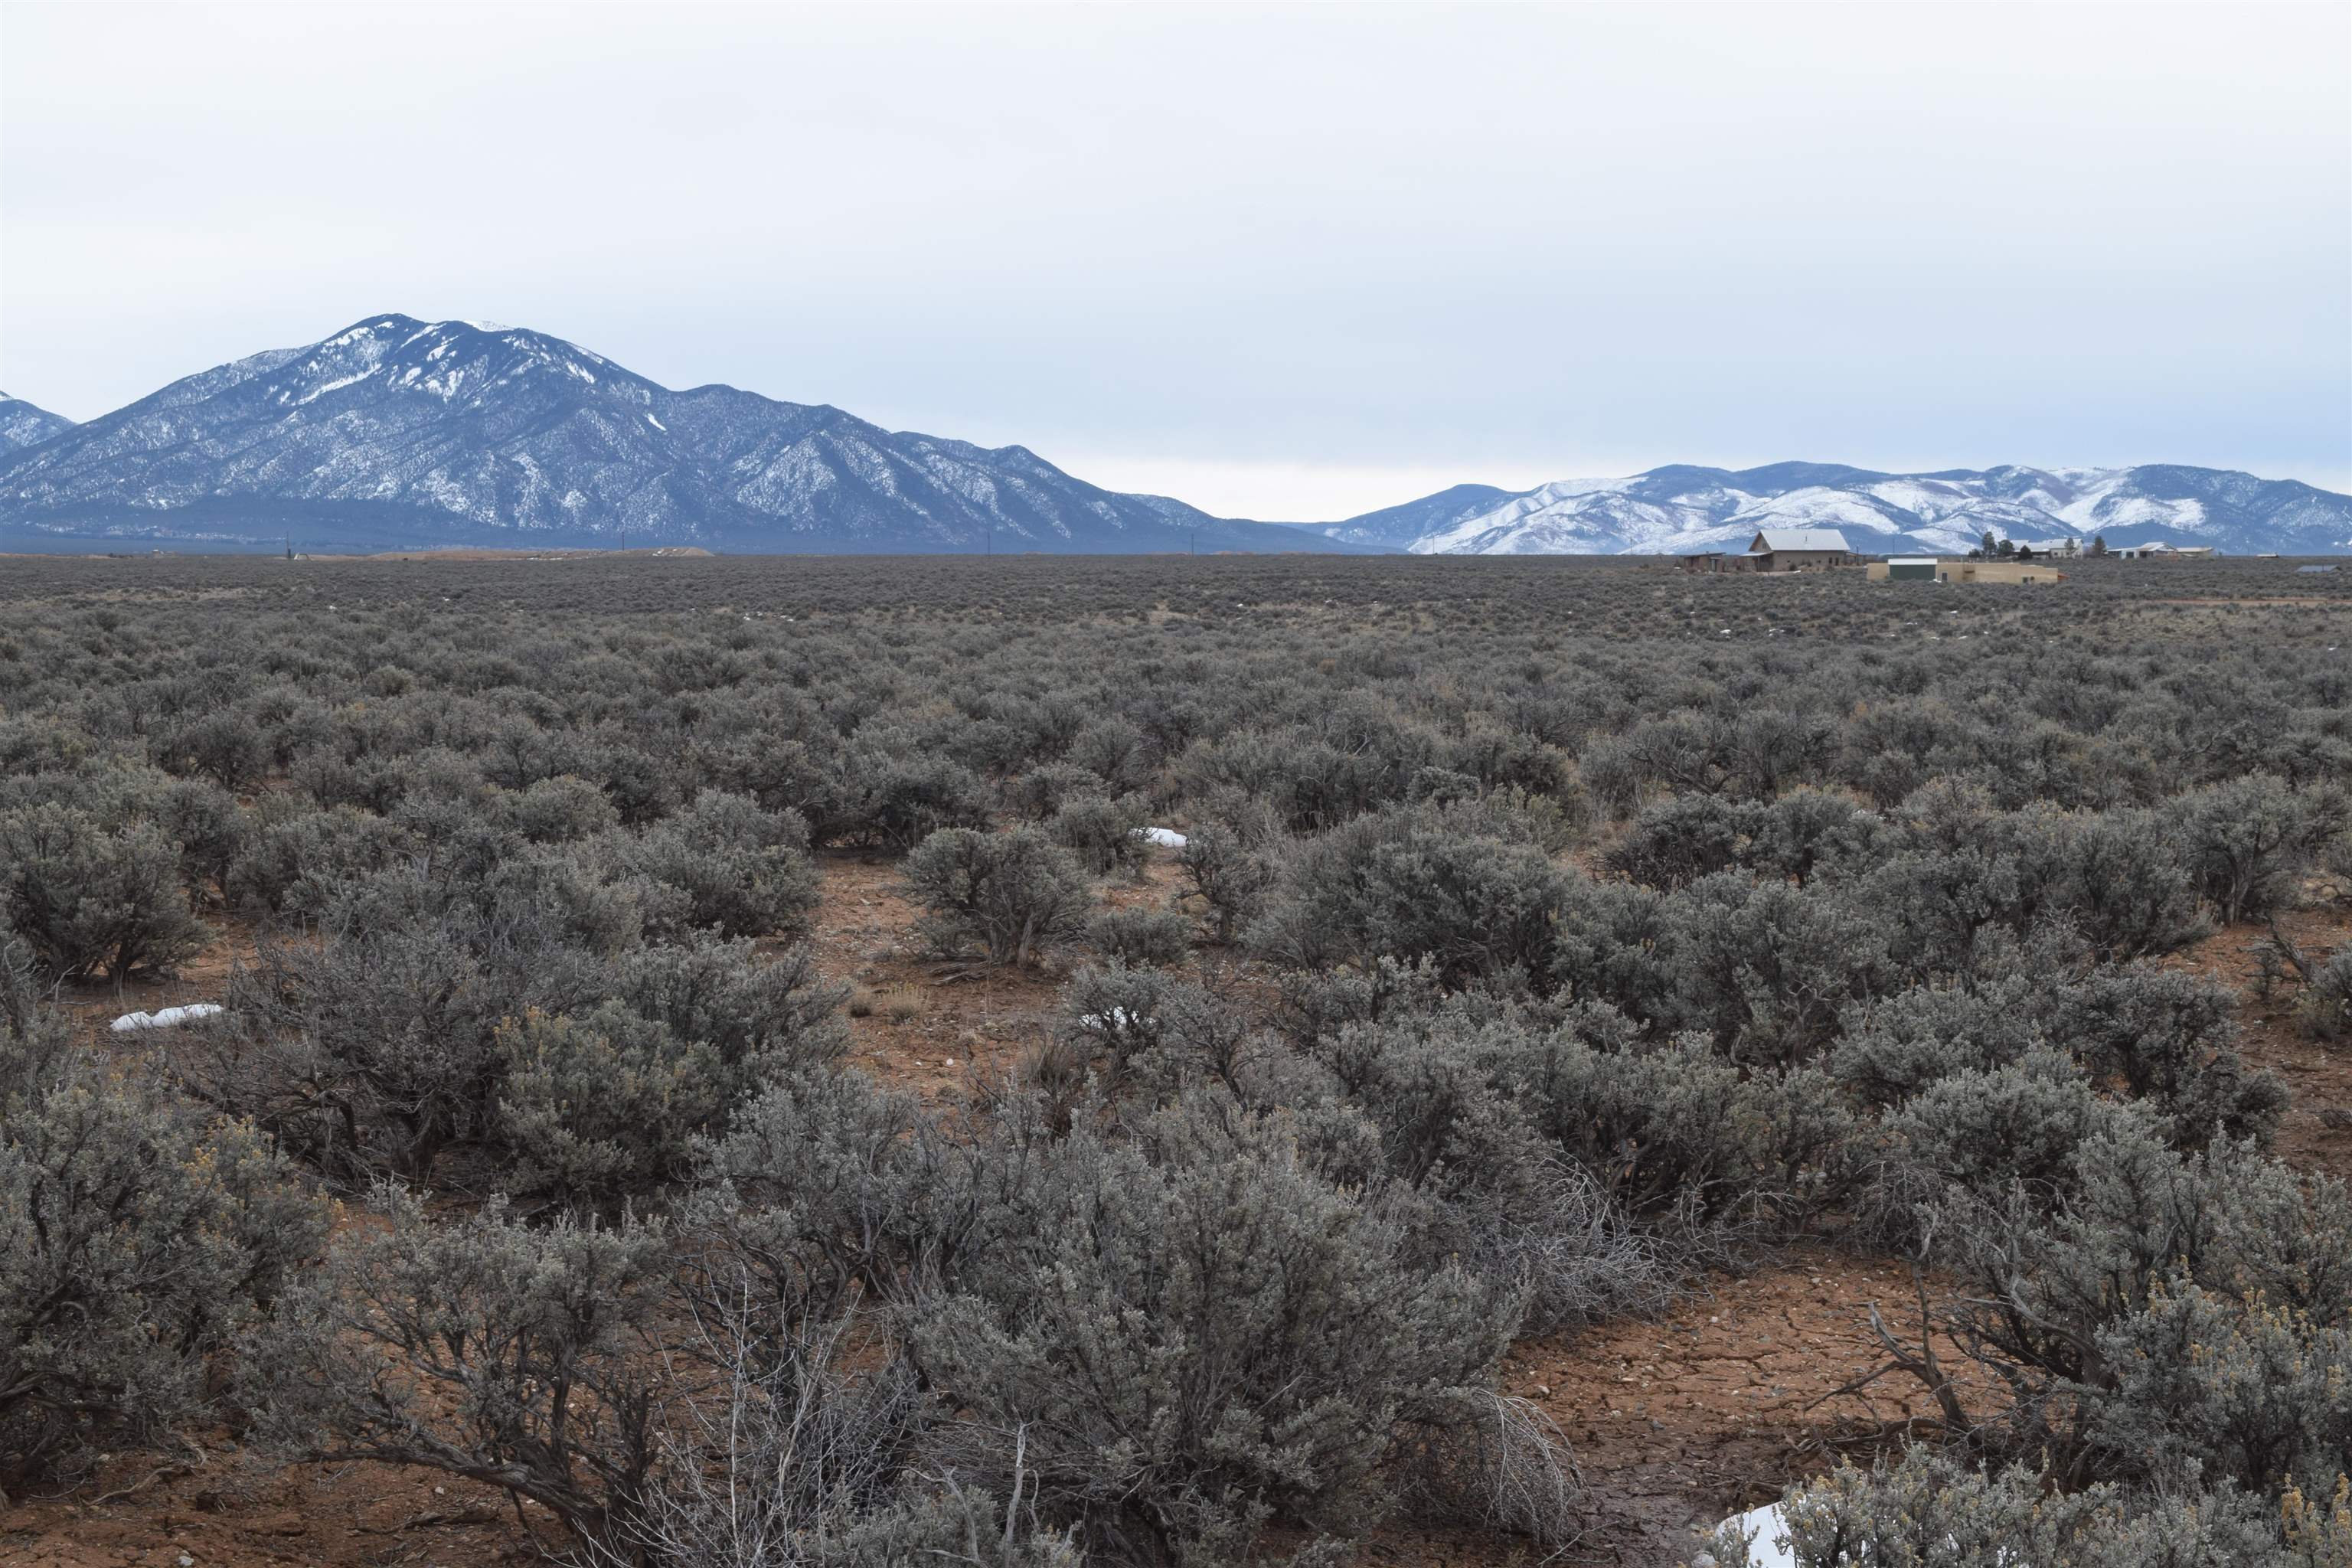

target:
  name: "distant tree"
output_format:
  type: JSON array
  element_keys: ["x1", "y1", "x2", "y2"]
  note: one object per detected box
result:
[
  {"x1": 2089, "y1": 534, "x2": 2109, "y2": 557},
  {"x1": 1995, "y1": 537, "x2": 2018, "y2": 560},
  {"x1": 2016, "y1": 545, "x2": 2035, "y2": 562},
  {"x1": 1981, "y1": 529, "x2": 1998, "y2": 557}
]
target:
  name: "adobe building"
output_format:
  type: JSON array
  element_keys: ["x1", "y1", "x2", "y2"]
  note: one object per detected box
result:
[
  {"x1": 1867, "y1": 559, "x2": 2066, "y2": 586},
  {"x1": 1685, "y1": 528, "x2": 1851, "y2": 573}
]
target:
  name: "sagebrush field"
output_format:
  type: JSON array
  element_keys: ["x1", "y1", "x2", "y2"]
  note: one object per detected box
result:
[{"x1": 4, "y1": 551, "x2": 2350, "y2": 1568}]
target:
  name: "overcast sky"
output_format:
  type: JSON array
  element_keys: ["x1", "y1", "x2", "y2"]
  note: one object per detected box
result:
[{"x1": 4, "y1": 2, "x2": 2347, "y2": 518}]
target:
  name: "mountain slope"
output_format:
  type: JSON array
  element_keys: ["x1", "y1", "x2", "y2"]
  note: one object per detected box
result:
[
  {"x1": 0, "y1": 394, "x2": 75, "y2": 456},
  {"x1": 1331, "y1": 463, "x2": 2352, "y2": 557},
  {"x1": 1299, "y1": 482, "x2": 1514, "y2": 549},
  {"x1": 0, "y1": 317, "x2": 1370, "y2": 554}
]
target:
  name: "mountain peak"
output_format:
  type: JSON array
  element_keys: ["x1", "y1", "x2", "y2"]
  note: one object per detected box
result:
[{"x1": 0, "y1": 317, "x2": 1374, "y2": 557}]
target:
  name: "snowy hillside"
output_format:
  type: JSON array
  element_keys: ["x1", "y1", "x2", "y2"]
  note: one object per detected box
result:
[
  {"x1": 0, "y1": 394, "x2": 75, "y2": 456},
  {"x1": 1305, "y1": 462, "x2": 2352, "y2": 557},
  {"x1": 0, "y1": 317, "x2": 1370, "y2": 555}
]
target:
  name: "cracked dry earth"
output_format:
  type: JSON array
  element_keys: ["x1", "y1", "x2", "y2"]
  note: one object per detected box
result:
[{"x1": 1357, "y1": 1251, "x2": 1989, "y2": 1568}]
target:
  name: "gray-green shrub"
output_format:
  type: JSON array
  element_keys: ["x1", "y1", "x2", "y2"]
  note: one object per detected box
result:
[
  {"x1": 1, "y1": 944, "x2": 325, "y2": 1485},
  {"x1": 904, "y1": 828, "x2": 1092, "y2": 967},
  {"x1": 0, "y1": 802, "x2": 211, "y2": 980}
]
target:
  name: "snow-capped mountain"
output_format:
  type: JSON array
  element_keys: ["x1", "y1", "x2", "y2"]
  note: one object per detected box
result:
[
  {"x1": 1305, "y1": 462, "x2": 2352, "y2": 557},
  {"x1": 0, "y1": 316, "x2": 1369, "y2": 554},
  {"x1": 0, "y1": 394, "x2": 75, "y2": 456},
  {"x1": 1308, "y1": 483, "x2": 1516, "y2": 549}
]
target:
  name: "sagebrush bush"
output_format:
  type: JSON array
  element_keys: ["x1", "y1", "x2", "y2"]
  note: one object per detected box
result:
[
  {"x1": 1247, "y1": 808, "x2": 1573, "y2": 986},
  {"x1": 0, "y1": 802, "x2": 211, "y2": 980},
  {"x1": 495, "y1": 1004, "x2": 736, "y2": 1210},
  {"x1": 1052, "y1": 962, "x2": 1263, "y2": 1096},
  {"x1": 1174, "y1": 822, "x2": 1275, "y2": 944},
  {"x1": 2297, "y1": 949, "x2": 2352, "y2": 1043},
  {"x1": 225, "y1": 801, "x2": 415, "y2": 916},
  {"x1": 685, "y1": 1067, "x2": 959, "y2": 1331},
  {"x1": 904, "y1": 827, "x2": 1092, "y2": 966},
  {"x1": 250, "y1": 1188, "x2": 670, "y2": 1557},
  {"x1": 619, "y1": 1306, "x2": 1083, "y2": 1568},
  {"x1": 2177, "y1": 774, "x2": 2347, "y2": 925},
  {"x1": 1918, "y1": 1130, "x2": 2352, "y2": 1491},
  {"x1": 615, "y1": 789, "x2": 819, "y2": 941},
  {"x1": 496, "y1": 773, "x2": 623, "y2": 844},
  {"x1": 1697, "y1": 1451, "x2": 2308, "y2": 1568},
  {"x1": 1, "y1": 943, "x2": 325, "y2": 1485},
  {"x1": 2052, "y1": 966, "x2": 2287, "y2": 1150},
  {"x1": 1046, "y1": 790, "x2": 1148, "y2": 875},
  {"x1": 908, "y1": 1092, "x2": 1563, "y2": 1564},
  {"x1": 1826, "y1": 974, "x2": 2050, "y2": 1109},
  {"x1": 1085, "y1": 905, "x2": 1193, "y2": 966},
  {"x1": 1605, "y1": 792, "x2": 1747, "y2": 891}
]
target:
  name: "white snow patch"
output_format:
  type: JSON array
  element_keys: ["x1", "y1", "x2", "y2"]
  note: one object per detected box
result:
[
  {"x1": 645, "y1": 413, "x2": 666, "y2": 431},
  {"x1": 1702, "y1": 1503, "x2": 1793, "y2": 1568},
  {"x1": 296, "y1": 371, "x2": 375, "y2": 404},
  {"x1": 111, "y1": 1002, "x2": 224, "y2": 1033},
  {"x1": 1135, "y1": 826, "x2": 1187, "y2": 848}
]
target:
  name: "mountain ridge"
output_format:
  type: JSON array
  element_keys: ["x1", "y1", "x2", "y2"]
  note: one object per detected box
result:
[
  {"x1": 1297, "y1": 462, "x2": 2352, "y2": 557},
  {"x1": 0, "y1": 394, "x2": 76, "y2": 456},
  {"x1": 8, "y1": 321, "x2": 2345, "y2": 557},
  {"x1": 0, "y1": 315, "x2": 1373, "y2": 555}
]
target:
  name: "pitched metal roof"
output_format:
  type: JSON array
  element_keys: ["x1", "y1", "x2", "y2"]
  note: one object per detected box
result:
[{"x1": 1748, "y1": 528, "x2": 1851, "y2": 554}]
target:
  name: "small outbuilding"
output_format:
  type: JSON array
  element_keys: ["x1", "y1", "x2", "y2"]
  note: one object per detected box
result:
[{"x1": 1867, "y1": 559, "x2": 2066, "y2": 586}]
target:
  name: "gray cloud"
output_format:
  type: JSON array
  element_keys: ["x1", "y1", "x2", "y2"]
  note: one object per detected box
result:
[{"x1": 5, "y1": 1, "x2": 2346, "y2": 517}]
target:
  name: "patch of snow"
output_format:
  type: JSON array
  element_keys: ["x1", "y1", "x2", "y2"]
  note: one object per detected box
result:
[
  {"x1": 296, "y1": 370, "x2": 375, "y2": 404},
  {"x1": 1135, "y1": 826, "x2": 1187, "y2": 848},
  {"x1": 111, "y1": 1002, "x2": 224, "y2": 1032},
  {"x1": 1703, "y1": 1503, "x2": 1794, "y2": 1568}
]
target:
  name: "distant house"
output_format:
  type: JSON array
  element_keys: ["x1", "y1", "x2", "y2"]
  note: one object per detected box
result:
[
  {"x1": 1867, "y1": 559, "x2": 2066, "y2": 586},
  {"x1": 1744, "y1": 528, "x2": 1851, "y2": 572}
]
